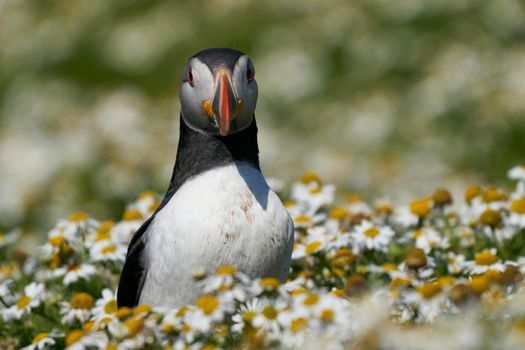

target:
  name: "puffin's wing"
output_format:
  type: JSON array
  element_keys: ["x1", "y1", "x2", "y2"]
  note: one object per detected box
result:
[{"x1": 117, "y1": 216, "x2": 154, "y2": 307}]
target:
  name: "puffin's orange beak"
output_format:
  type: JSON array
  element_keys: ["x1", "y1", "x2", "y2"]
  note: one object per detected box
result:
[{"x1": 212, "y1": 70, "x2": 237, "y2": 136}]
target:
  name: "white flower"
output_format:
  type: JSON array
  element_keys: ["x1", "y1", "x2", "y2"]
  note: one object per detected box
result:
[
  {"x1": 393, "y1": 206, "x2": 419, "y2": 227},
  {"x1": 65, "y1": 330, "x2": 108, "y2": 350},
  {"x1": 21, "y1": 330, "x2": 62, "y2": 350},
  {"x1": 508, "y1": 165, "x2": 525, "y2": 181},
  {"x1": 89, "y1": 241, "x2": 126, "y2": 262},
  {"x1": 60, "y1": 292, "x2": 95, "y2": 325},
  {"x1": 409, "y1": 227, "x2": 449, "y2": 253},
  {"x1": 352, "y1": 220, "x2": 394, "y2": 252},
  {"x1": 92, "y1": 288, "x2": 118, "y2": 321},
  {"x1": 2, "y1": 282, "x2": 45, "y2": 321},
  {"x1": 446, "y1": 252, "x2": 466, "y2": 275},
  {"x1": 291, "y1": 180, "x2": 335, "y2": 214},
  {"x1": 463, "y1": 249, "x2": 506, "y2": 275},
  {"x1": 53, "y1": 263, "x2": 96, "y2": 285}
]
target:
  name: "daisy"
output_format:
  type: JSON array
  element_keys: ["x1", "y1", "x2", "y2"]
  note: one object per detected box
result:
[
  {"x1": 291, "y1": 173, "x2": 335, "y2": 214},
  {"x1": 2, "y1": 282, "x2": 45, "y2": 321},
  {"x1": 352, "y1": 220, "x2": 394, "y2": 253},
  {"x1": 409, "y1": 227, "x2": 449, "y2": 253},
  {"x1": 393, "y1": 206, "x2": 419, "y2": 227},
  {"x1": 64, "y1": 329, "x2": 108, "y2": 350},
  {"x1": 507, "y1": 197, "x2": 525, "y2": 228},
  {"x1": 89, "y1": 241, "x2": 126, "y2": 262},
  {"x1": 463, "y1": 249, "x2": 506, "y2": 275},
  {"x1": 92, "y1": 288, "x2": 118, "y2": 322},
  {"x1": 53, "y1": 263, "x2": 96, "y2": 285},
  {"x1": 251, "y1": 297, "x2": 288, "y2": 334},
  {"x1": 60, "y1": 292, "x2": 95, "y2": 325},
  {"x1": 446, "y1": 252, "x2": 466, "y2": 275},
  {"x1": 21, "y1": 330, "x2": 63, "y2": 350},
  {"x1": 509, "y1": 164, "x2": 525, "y2": 179}
]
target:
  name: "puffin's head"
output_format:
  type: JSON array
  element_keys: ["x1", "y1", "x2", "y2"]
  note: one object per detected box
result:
[{"x1": 179, "y1": 48, "x2": 258, "y2": 137}]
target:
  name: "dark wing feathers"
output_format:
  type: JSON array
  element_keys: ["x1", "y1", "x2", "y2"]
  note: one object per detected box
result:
[{"x1": 116, "y1": 216, "x2": 153, "y2": 308}]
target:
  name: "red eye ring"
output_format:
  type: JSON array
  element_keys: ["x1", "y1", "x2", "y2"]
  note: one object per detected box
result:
[
  {"x1": 188, "y1": 70, "x2": 194, "y2": 86},
  {"x1": 247, "y1": 68, "x2": 254, "y2": 82}
]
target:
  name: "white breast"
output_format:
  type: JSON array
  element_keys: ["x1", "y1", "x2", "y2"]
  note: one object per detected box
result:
[{"x1": 140, "y1": 162, "x2": 294, "y2": 308}]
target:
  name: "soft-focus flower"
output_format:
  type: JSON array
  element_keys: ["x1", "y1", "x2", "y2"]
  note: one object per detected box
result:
[
  {"x1": 2, "y1": 282, "x2": 45, "y2": 321},
  {"x1": 352, "y1": 220, "x2": 394, "y2": 252}
]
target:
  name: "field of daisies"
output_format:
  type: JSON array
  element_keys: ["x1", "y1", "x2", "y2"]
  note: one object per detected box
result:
[{"x1": 1, "y1": 165, "x2": 525, "y2": 349}]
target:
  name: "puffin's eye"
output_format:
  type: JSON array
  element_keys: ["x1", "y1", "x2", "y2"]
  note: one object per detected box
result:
[
  {"x1": 247, "y1": 68, "x2": 254, "y2": 82},
  {"x1": 188, "y1": 70, "x2": 194, "y2": 87}
]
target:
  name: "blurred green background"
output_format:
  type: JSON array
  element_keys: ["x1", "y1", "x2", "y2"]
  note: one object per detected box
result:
[{"x1": 1, "y1": 0, "x2": 524, "y2": 234}]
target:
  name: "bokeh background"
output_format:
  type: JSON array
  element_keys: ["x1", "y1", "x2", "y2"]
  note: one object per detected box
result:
[{"x1": 1, "y1": 0, "x2": 525, "y2": 235}]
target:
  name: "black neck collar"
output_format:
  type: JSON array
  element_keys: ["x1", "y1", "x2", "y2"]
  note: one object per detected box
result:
[{"x1": 158, "y1": 114, "x2": 260, "y2": 209}]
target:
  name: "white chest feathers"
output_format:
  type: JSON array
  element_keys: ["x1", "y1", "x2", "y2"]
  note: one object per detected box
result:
[{"x1": 140, "y1": 162, "x2": 294, "y2": 308}]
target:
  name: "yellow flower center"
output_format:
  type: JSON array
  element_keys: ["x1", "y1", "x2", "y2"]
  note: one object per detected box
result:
[
  {"x1": 67, "y1": 263, "x2": 81, "y2": 272},
  {"x1": 260, "y1": 277, "x2": 280, "y2": 289},
  {"x1": 48, "y1": 236, "x2": 65, "y2": 247},
  {"x1": 243, "y1": 310, "x2": 257, "y2": 322},
  {"x1": 470, "y1": 276, "x2": 489, "y2": 294},
  {"x1": 479, "y1": 209, "x2": 501, "y2": 227},
  {"x1": 294, "y1": 215, "x2": 311, "y2": 224},
  {"x1": 290, "y1": 317, "x2": 308, "y2": 333},
  {"x1": 309, "y1": 186, "x2": 322, "y2": 194},
  {"x1": 305, "y1": 241, "x2": 322, "y2": 254},
  {"x1": 475, "y1": 251, "x2": 498, "y2": 266},
  {"x1": 320, "y1": 309, "x2": 335, "y2": 323},
  {"x1": 382, "y1": 263, "x2": 398, "y2": 271},
  {"x1": 483, "y1": 187, "x2": 508, "y2": 203},
  {"x1": 262, "y1": 306, "x2": 278, "y2": 320},
  {"x1": 161, "y1": 323, "x2": 175, "y2": 334},
  {"x1": 105, "y1": 343, "x2": 118, "y2": 350},
  {"x1": 83, "y1": 320, "x2": 96, "y2": 332},
  {"x1": 124, "y1": 317, "x2": 145, "y2": 337},
  {"x1": 65, "y1": 330, "x2": 85, "y2": 346},
  {"x1": 511, "y1": 198, "x2": 525, "y2": 214},
  {"x1": 70, "y1": 293, "x2": 95, "y2": 309},
  {"x1": 410, "y1": 198, "x2": 432, "y2": 217},
  {"x1": 216, "y1": 265, "x2": 237, "y2": 275},
  {"x1": 300, "y1": 171, "x2": 322, "y2": 185},
  {"x1": 303, "y1": 293, "x2": 320, "y2": 306},
  {"x1": 464, "y1": 186, "x2": 482, "y2": 204},
  {"x1": 123, "y1": 209, "x2": 143, "y2": 221},
  {"x1": 16, "y1": 295, "x2": 32, "y2": 309},
  {"x1": 412, "y1": 230, "x2": 423, "y2": 238},
  {"x1": 182, "y1": 324, "x2": 192, "y2": 333},
  {"x1": 101, "y1": 244, "x2": 117, "y2": 254},
  {"x1": 104, "y1": 300, "x2": 118, "y2": 314},
  {"x1": 133, "y1": 304, "x2": 152, "y2": 315},
  {"x1": 417, "y1": 282, "x2": 442, "y2": 299},
  {"x1": 329, "y1": 207, "x2": 348, "y2": 220},
  {"x1": 432, "y1": 188, "x2": 453, "y2": 205},
  {"x1": 364, "y1": 228, "x2": 379, "y2": 238},
  {"x1": 176, "y1": 306, "x2": 188, "y2": 317},
  {"x1": 283, "y1": 199, "x2": 296, "y2": 208},
  {"x1": 333, "y1": 248, "x2": 356, "y2": 268},
  {"x1": 138, "y1": 190, "x2": 156, "y2": 200},
  {"x1": 116, "y1": 307, "x2": 132, "y2": 319},
  {"x1": 196, "y1": 295, "x2": 219, "y2": 315},
  {"x1": 95, "y1": 231, "x2": 111, "y2": 242},
  {"x1": 69, "y1": 212, "x2": 88, "y2": 222},
  {"x1": 32, "y1": 332, "x2": 49, "y2": 344}
]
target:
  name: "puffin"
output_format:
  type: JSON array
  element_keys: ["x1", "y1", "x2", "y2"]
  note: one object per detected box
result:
[{"x1": 117, "y1": 48, "x2": 294, "y2": 309}]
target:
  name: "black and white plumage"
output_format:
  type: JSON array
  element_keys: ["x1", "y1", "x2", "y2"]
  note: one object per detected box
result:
[{"x1": 117, "y1": 48, "x2": 294, "y2": 309}]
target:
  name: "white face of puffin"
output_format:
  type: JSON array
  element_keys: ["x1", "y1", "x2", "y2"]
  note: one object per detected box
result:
[{"x1": 179, "y1": 54, "x2": 258, "y2": 136}]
